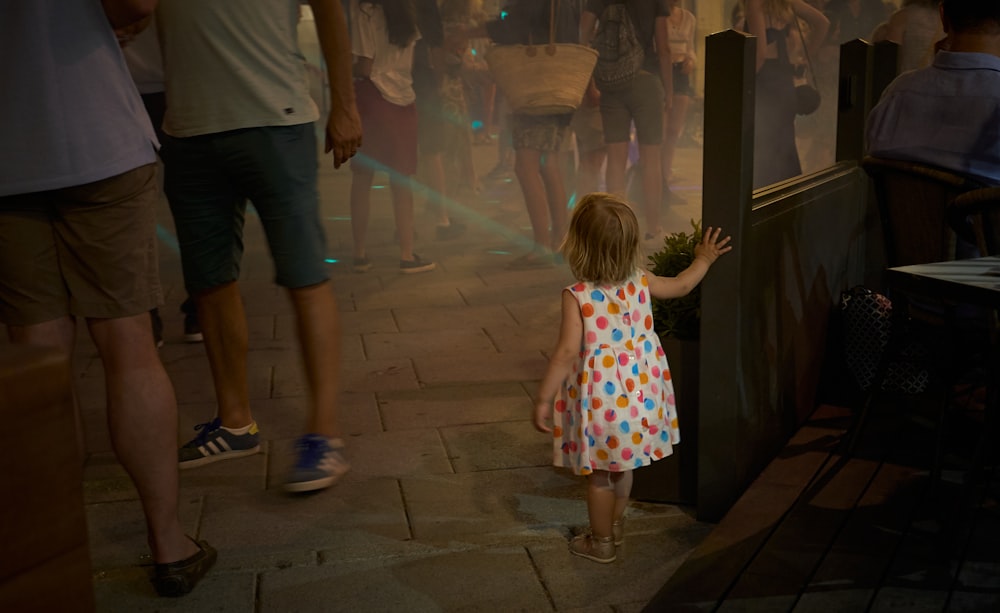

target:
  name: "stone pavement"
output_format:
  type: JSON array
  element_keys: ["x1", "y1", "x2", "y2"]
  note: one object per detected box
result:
[{"x1": 76, "y1": 141, "x2": 714, "y2": 611}]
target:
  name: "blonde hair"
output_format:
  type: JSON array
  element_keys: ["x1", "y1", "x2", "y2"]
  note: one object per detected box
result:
[
  {"x1": 561, "y1": 193, "x2": 642, "y2": 285},
  {"x1": 763, "y1": 0, "x2": 793, "y2": 23}
]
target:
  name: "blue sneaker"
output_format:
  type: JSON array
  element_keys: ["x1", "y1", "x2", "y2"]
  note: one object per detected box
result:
[
  {"x1": 285, "y1": 434, "x2": 350, "y2": 493},
  {"x1": 178, "y1": 418, "x2": 260, "y2": 468}
]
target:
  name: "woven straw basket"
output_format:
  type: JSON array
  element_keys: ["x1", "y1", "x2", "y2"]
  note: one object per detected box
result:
[{"x1": 485, "y1": 1, "x2": 598, "y2": 116}]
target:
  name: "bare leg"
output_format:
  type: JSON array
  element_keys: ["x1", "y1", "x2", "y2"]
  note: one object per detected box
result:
[
  {"x1": 87, "y1": 313, "x2": 198, "y2": 564},
  {"x1": 612, "y1": 470, "x2": 633, "y2": 521},
  {"x1": 422, "y1": 152, "x2": 450, "y2": 226},
  {"x1": 662, "y1": 95, "x2": 691, "y2": 184},
  {"x1": 639, "y1": 143, "x2": 663, "y2": 234},
  {"x1": 586, "y1": 471, "x2": 618, "y2": 539},
  {"x1": 605, "y1": 142, "x2": 629, "y2": 199},
  {"x1": 514, "y1": 147, "x2": 551, "y2": 250},
  {"x1": 576, "y1": 148, "x2": 607, "y2": 198},
  {"x1": 286, "y1": 281, "x2": 341, "y2": 437},
  {"x1": 195, "y1": 282, "x2": 251, "y2": 429},
  {"x1": 540, "y1": 152, "x2": 568, "y2": 250},
  {"x1": 350, "y1": 168, "x2": 374, "y2": 259},
  {"x1": 390, "y1": 175, "x2": 417, "y2": 261}
]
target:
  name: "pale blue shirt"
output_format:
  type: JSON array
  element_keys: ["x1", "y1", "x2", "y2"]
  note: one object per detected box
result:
[
  {"x1": 0, "y1": 0, "x2": 158, "y2": 197},
  {"x1": 866, "y1": 51, "x2": 1000, "y2": 186}
]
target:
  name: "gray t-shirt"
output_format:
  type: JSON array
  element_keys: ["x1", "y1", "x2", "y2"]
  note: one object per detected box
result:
[
  {"x1": 157, "y1": 0, "x2": 319, "y2": 137},
  {"x1": 0, "y1": 0, "x2": 157, "y2": 196}
]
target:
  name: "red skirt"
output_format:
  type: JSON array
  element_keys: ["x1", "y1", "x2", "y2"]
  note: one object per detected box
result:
[{"x1": 351, "y1": 78, "x2": 418, "y2": 176}]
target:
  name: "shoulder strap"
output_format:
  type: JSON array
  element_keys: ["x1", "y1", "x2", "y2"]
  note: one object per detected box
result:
[{"x1": 793, "y1": 13, "x2": 817, "y2": 87}]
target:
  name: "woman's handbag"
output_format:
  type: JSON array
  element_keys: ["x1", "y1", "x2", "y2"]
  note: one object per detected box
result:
[
  {"x1": 485, "y1": 0, "x2": 598, "y2": 116},
  {"x1": 793, "y1": 16, "x2": 821, "y2": 116},
  {"x1": 840, "y1": 286, "x2": 929, "y2": 394}
]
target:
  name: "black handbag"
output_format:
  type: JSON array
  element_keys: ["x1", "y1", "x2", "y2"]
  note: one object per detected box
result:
[
  {"x1": 840, "y1": 286, "x2": 929, "y2": 394},
  {"x1": 795, "y1": 83, "x2": 821, "y2": 116}
]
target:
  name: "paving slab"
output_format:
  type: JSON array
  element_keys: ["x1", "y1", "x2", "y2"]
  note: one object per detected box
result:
[
  {"x1": 259, "y1": 547, "x2": 553, "y2": 613},
  {"x1": 190, "y1": 391, "x2": 383, "y2": 439},
  {"x1": 363, "y1": 328, "x2": 496, "y2": 360},
  {"x1": 484, "y1": 323, "x2": 560, "y2": 353},
  {"x1": 415, "y1": 350, "x2": 548, "y2": 385},
  {"x1": 869, "y1": 587, "x2": 948, "y2": 612},
  {"x1": 269, "y1": 430, "x2": 453, "y2": 480},
  {"x1": 353, "y1": 285, "x2": 468, "y2": 311},
  {"x1": 377, "y1": 382, "x2": 531, "y2": 430},
  {"x1": 793, "y1": 589, "x2": 875, "y2": 612},
  {"x1": 392, "y1": 303, "x2": 517, "y2": 332},
  {"x1": 93, "y1": 568, "x2": 257, "y2": 613},
  {"x1": 534, "y1": 516, "x2": 713, "y2": 612},
  {"x1": 87, "y1": 496, "x2": 203, "y2": 571},
  {"x1": 278, "y1": 356, "x2": 420, "y2": 394},
  {"x1": 83, "y1": 453, "x2": 139, "y2": 505},
  {"x1": 440, "y1": 419, "x2": 551, "y2": 472},
  {"x1": 197, "y1": 479, "x2": 410, "y2": 566}
]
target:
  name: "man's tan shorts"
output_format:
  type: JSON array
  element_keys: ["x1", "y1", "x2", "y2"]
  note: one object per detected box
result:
[{"x1": 0, "y1": 164, "x2": 162, "y2": 325}]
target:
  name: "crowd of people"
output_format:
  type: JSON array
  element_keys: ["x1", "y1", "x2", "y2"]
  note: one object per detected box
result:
[{"x1": 3, "y1": 0, "x2": 994, "y2": 600}]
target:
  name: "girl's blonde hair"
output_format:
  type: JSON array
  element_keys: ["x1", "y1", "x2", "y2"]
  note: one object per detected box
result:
[{"x1": 560, "y1": 193, "x2": 641, "y2": 285}]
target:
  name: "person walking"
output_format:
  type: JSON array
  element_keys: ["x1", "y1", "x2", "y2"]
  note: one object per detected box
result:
[
  {"x1": 350, "y1": 0, "x2": 437, "y2": 273},
  {"x1": 532, "y1": 192, "x2": 731, "y2": 562},
  {"x1": 661, "y1": 0, "x2": 698, "y2": 204},
  {"x1": 582, "y1": 0, "x2": 673, "y2": 241},
  {"x1": 156, "y1": 0, "x2": 363, "y2": 492}
]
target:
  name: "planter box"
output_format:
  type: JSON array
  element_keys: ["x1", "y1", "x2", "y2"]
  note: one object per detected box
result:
[{"x1": 630, "y1": 337, "x2": 700, "y2": 505}]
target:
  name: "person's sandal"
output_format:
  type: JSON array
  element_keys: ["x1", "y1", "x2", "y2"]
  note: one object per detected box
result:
[
  {"x1": 151, "y1": 539, "x2": 218, "y2": 597},
  {"x1": 569, "y1": 534, "x2": 616, "y2": 563}
]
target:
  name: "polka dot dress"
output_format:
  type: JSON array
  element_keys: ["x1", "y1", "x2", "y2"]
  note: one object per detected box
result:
[{"x1": 553, "y1": 270, "x2": 680, "y2": 475}]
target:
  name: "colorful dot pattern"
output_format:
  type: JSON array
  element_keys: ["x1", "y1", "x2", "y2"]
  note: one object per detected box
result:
[{"x1": 553, "y1": 270, "x2": 680, "y2": 476}]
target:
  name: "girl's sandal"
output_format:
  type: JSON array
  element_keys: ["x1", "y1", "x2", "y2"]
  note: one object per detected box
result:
[
  {"x1": 569, "y1": 534, "x2": 616, "y2": 563},
  {"x1": 570, "y1": 517, "x2": 625, "y2": 546}
]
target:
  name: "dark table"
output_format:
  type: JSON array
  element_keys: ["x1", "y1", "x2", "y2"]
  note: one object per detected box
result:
[
  {"x1": 887, "y1": 256, "x2": 1000, "y2": 310},
  {"x1": 887, "y1": 256, "x2": 1000, "y2": 474}
]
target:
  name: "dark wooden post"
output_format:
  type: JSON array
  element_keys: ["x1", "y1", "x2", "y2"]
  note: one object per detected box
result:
[
  {"x1": 697, "y1": 29, "x2": 755, "y2": 522},
  {"x1": 835, "y1": 39, "x2": 874, "y2": 163},
  {"x1": 871, "y1": 40, "x2": 900, "y2": 104}
]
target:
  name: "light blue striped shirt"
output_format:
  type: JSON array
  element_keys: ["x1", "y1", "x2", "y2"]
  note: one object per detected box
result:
[{"x1": 866, "y1": 51, "x2": 1000, "y2": 185}]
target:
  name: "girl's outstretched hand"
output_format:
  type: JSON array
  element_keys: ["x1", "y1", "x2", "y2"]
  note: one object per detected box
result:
[
  {"x1": 694, "y1": 226, "x2": 733, "y2": 264},
  {"x1": 533, "y1": 401, "x2": 553, "y2": 433}
]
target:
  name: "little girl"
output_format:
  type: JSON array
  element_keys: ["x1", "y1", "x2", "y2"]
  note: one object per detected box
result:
[{"x1": 534, "y1": 192, "x2": 732, "y2": 563}]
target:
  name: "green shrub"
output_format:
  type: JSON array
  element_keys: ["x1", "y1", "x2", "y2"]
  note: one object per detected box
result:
[{"x1": 647, "y1": 220, "x2": 702, "y2": 340}]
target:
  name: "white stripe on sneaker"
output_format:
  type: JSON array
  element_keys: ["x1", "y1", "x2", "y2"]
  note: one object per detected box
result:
[
  {"x1": 218, "y1": 439, "x2": 232, "y2": 452},
  {"x1": 206, "y1": 441, "x2": 220, "y2": 455}
]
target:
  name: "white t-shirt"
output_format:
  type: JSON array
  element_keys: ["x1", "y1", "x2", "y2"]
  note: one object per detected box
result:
[
  {"x1": 667, "y1": 8, "x2": 697, "y2": 64},
  {"x1": 157, "y1": 0, "x2": 319, "y2": 137},
  {"x1": 351, "y1": 0, "x2": 419, "y2": 106}
]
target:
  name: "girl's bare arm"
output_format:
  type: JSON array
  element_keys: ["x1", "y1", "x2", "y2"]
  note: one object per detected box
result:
[{"x1": 647, "y1": 227, "x2": 732, "y2": 300}]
